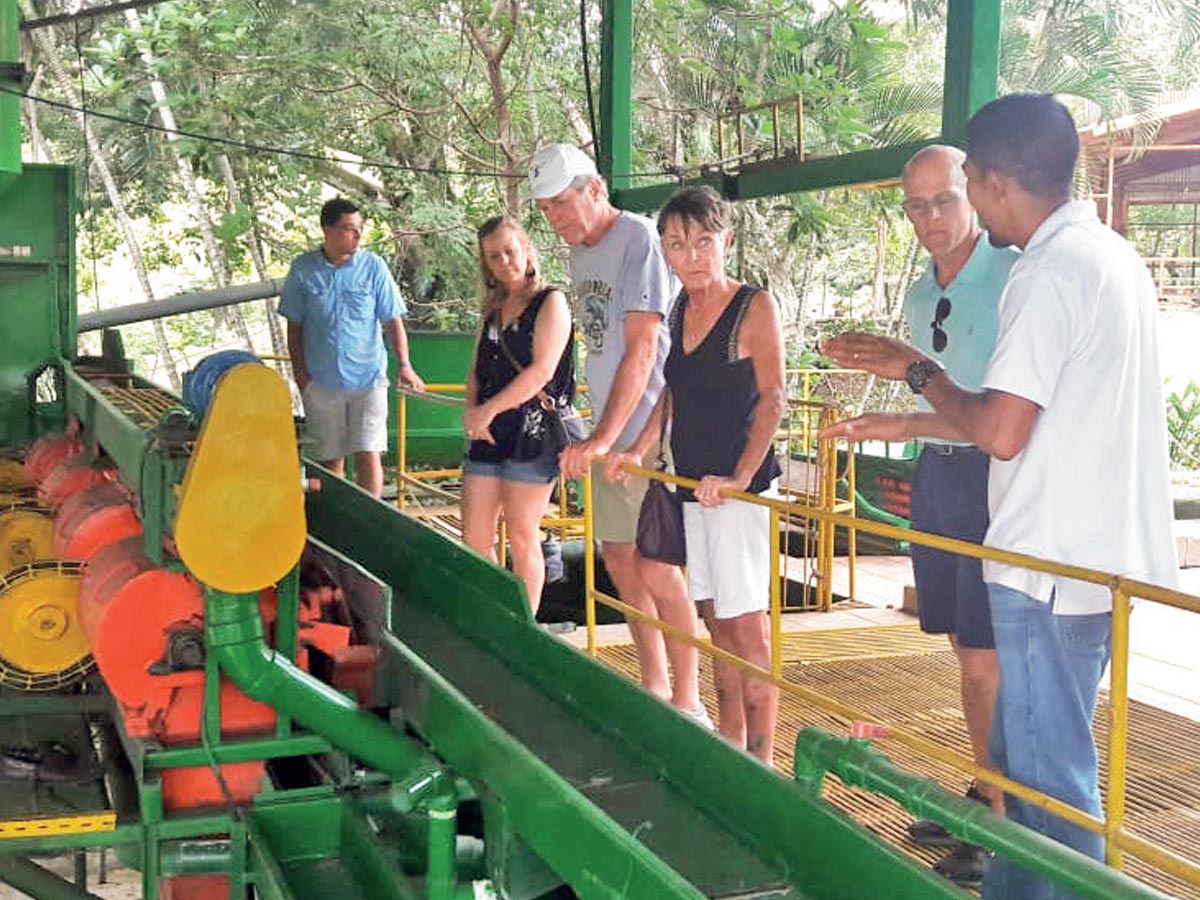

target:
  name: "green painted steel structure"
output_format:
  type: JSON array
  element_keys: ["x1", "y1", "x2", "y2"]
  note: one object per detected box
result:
[
  {"x1": 3, "y1": 5, "x2": 1182, "y2": 900},
  {"x1": 610, "y1": 0, "x2": 1001, "y2": 212}
]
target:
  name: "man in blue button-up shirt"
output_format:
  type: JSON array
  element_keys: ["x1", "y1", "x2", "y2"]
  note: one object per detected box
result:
[{"x1": 280, "y1": 197, "x2": 424, "y2": 496}]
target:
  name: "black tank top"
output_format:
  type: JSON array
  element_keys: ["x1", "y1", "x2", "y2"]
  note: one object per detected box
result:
[
  {"x1": 664, "y1": 284, "x2": 780, "y2": 501},
  {"x1": 468, "y1": 288, "x2": 576, "y2": 462}
]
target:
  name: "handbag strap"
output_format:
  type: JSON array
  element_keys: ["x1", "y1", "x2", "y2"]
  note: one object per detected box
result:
[
  {"x1": 495, "y1": 288, "x2": 557, "y2": 409},
  {"x1": 656, "y1": 389, "x2": 671, "y2": 471}
]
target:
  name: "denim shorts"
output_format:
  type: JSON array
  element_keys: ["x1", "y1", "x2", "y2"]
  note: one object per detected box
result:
[{"x1": 462, "y1": 452, "x2": 559, "y2": 485}]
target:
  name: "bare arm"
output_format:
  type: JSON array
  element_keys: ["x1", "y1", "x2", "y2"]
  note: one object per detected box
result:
[
  {"x1": 462, "y1": 292, "x2": 572, "y2": 440},
  {"x1": 732, "y1": 291, "x2": 786, "y2": 487},
  {"x1": 560, "y1": 310, "x2": 661, "y2": 479},
  {"x1": 693, "y1": 291, "x2": 786, "y2": 506},
  {"x1": 591, "y1": 310, "x2": 661, "y2": 450},
  {"x1": 821, "y1": 332, "x2": 1039, "y2": 458},
  {"x1": 286, "y1": 321, "x2": 309, "y2": 391},
  {"x1": 475, "y1": 292, "x2": 571, "y2": 414},
  {"x1": 601, "y1": 390, "x2": 667, "y2": 483},
  {"x1": 383, "y1": 317, "x2": 425, "y2": 390}
]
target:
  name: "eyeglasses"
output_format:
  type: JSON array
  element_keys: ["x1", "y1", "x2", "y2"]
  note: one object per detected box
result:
[
  {"x1": 901, "y1": 191, "x2": 963, "y2": 218},
  {"x1": 931, "y1": 296, "x2": 951, "y2": 353}
]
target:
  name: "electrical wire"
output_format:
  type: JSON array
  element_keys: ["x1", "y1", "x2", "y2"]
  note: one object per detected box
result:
[
  {"x1": 3, "y1": 85, "x2": 680, "y2": 182},
  {"x1": 579, "y1": 0, "x2": 598, "y2": 153}
]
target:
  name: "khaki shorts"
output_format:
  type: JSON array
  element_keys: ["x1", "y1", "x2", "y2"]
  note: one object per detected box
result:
[
  {"x1": 302, "y1": 378, "x2": 389, "y2": 462},
  {"x1": 590, "y1": 458, "x2": 649, "y2": 545}
]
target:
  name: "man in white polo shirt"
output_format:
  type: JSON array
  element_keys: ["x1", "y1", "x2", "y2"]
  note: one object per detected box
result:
[{"x1": 823, "y1": 94, "x2": 1177, "y2": 900}]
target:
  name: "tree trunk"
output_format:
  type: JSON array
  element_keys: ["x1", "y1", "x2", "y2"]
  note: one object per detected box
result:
[
  {"x1": 872, "y1": 212, "x2": 888, "y2": 315},
  {"x1": 124, "y1": 9, "x2": 256, "y2": 353},
  {"x1": 466, "y1": 0, "x2": 522, "y2": 212},
  {"x1": 21, "y1": 0, "x2": 180, "y2": 390}
]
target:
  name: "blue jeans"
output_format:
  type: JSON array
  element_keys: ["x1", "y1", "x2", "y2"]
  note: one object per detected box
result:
[{"x1": 984, "y1": 583, "x2": 1112, "y2": 900}]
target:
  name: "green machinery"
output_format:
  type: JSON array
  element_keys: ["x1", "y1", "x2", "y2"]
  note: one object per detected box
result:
[
  {"x1": 0, "y1": 165, "x2": 1179, "y2": 900},
  {"x1": 0, "y1": 1, "x2": 1183, "y2": 897}
]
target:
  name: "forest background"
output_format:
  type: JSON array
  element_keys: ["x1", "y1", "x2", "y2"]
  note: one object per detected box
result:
[{"x1": 14, "y1": 0, "x2": 1200, "y2": 466}]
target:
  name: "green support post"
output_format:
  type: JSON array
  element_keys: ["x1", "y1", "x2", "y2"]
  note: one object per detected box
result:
[
  {"x1": 598, "y1": 0, "x2": 633, "y2": 191},
  {"x1": 0, "y1": 0, "x2": 20, "y2": 175},
  {"x1": 941, "y1": 0, "x2": 1001, "y2": 147}
]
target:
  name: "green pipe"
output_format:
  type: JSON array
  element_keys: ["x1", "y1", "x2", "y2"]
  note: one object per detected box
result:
[
  {"x1": 205, "y1": 589, "x2": 448, "y2": 811},
  {"x1": 425, "y1": 793, "x2": 457, "y2": 900},
  {"x1": 1, "y1": 0, "x2": 20, "y2": 175},
  {"x1": 792, "y1": 728, "x2": 1175, "y2": 900},
  {"x1": 0, "y1": 856, "x2": 106, "y2": 900}
]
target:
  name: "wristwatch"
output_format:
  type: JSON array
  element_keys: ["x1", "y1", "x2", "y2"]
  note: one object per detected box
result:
[{"x1": 905, "y1": 358, "x2": 945, "y2": 394}]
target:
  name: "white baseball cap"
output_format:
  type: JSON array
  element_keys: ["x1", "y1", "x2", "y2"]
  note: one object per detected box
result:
[{"x1": 528, "y1": 144, "x2": 599, "y2": 200}]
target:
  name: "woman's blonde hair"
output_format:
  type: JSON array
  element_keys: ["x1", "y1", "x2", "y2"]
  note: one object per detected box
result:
[{"x1": 477, "y1": 215, "x2": 542, "y2": 322}]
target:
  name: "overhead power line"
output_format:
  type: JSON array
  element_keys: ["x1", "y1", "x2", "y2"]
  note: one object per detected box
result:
[
  {"x1": 4, "y1": 85, "x2": 680, "y2": 182},
  {"x1": 21, "y1": 0, "x2": 180, "y2": 31}
]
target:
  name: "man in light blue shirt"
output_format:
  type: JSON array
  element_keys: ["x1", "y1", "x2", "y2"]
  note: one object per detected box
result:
[
  {"x1": 279, "y1": 197, "x2": 424, "y2": 497},
  {"x1": 827, "y1": 145, "x2": 1017, "y2": 886}
]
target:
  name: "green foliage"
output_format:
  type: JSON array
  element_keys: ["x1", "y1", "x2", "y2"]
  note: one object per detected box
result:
[{"x1": 1167, "y1": 380, "x2": 1200, "y2": 468}]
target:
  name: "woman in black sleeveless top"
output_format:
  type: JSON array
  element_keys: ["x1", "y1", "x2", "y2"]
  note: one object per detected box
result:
[
  {"x1": 605, "y1": 187, "x2": 786, "y2": 763},
  {"x1": 462, "y1": 215, "x2": 575, "y2": 613}
]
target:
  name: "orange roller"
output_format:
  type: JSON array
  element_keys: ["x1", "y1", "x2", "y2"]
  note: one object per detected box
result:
[
  {"x1": 79, "y1": 537, "x2": 276, "y2": 743},
  {"x1": 53, "y1": 482, "x2": 142, "y2": 561},
  {"x1": 25, "y1": 434, "x2": 82, "y2": 484},
  {"x1": 38, "y1": 456, "x2": 114, "y2": 509}
]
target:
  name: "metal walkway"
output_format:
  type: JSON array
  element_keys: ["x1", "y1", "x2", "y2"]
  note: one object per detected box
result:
[{"x1": 597, "y1": 623, "x2": 1200, "y2": 900}]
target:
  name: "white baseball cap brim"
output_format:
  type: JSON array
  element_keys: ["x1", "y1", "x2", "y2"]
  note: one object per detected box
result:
[{"x1": 528, "y1": 144, "x2": 599, "y2": 200}]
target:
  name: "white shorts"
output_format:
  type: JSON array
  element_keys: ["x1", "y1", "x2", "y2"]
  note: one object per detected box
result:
[
  {"x1": 682, "y1": 482, "x2": 777, "y2": 620},
  {"x1": 302, "y1": 378, "x2": 389, "y2": 462}
]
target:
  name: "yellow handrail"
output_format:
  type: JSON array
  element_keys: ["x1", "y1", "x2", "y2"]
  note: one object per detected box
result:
[{"x1": 581, "y1": 459, "x2": 1200, "y2": 889}]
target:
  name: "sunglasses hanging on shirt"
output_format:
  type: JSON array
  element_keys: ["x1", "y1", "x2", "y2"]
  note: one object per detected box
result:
[{"x1": 931, "y1": 296, "x2": 952, "y2": 353}]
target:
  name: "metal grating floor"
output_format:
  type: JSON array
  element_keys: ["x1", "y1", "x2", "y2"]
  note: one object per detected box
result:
[{"x1": 597, "y1": 623, "x2": 1200, "y2": 899}]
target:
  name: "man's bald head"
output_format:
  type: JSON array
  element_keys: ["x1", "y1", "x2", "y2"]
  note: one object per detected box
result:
[
  {"x1": 903, "y1": 145, "x2": 967, "y2": 191},
  {"x1": 900, "y1": 144, "x2": 978, "y2": 264}
]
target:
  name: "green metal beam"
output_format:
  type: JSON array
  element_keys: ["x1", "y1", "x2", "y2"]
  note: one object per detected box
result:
[
  {"x1": 0, "y1": 0, "x2": 20, "y2": 175},
  {"x1": 734, "y1": 140, "x2": 935, "y2": 200},
  {"x1": 0, "y1": 856, "x2": 106, "y2": 900},
  {"x1": 940, "y1": 0, "x2": 1001, "y2": 148},
  {"x1": 598, "y1": 0, "x2": 632, "y2": 189}
]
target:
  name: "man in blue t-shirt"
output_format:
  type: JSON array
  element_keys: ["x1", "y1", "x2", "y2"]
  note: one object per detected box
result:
[
  {"x1": 279, "y1": 197, "x2": 425, "y2": 497},
  {"x1": 828, "y1": 145, "x2": 1017, "y2": 887}
]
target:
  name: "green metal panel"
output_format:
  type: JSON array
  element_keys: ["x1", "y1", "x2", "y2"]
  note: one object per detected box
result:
[
  {"x1": 0, "y1": 0, "x2": 20, "y2": 175},
  {"x1": 941, "y1": 0, "x2": 1001, "y2": 147},
  {"x1": 0, "y1": 165, "x2": 74, "y2": 442},
  {"x1": 306, "y1": 470, "x2": 969, "y2": 900},
  {"x1": 598, "y1": 0, "x2": 633, "y2": 190},
  {"x1": 385, "y1": 330, "x2": 474, "y2": 468}
]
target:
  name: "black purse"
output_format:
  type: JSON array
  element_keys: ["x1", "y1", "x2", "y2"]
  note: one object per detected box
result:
[
  {"x1": 635, "y1": 390, "x2": 686, "y2": 566},
  {"x1": 497, "y1": 319, "x2": 584, "y2": 462}
]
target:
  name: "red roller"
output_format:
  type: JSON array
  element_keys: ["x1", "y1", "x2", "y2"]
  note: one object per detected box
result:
[
  {"x1": 24, "y1": 434, "x2": 82, "y2": 484},
  {"x1": 38, "y1": 456, "x2": 114, "y2": 509},
  {"x1": 53, "y1": 482, "x2": 142, "y2": 561},
  {"x1": 78, "y1": 537, "x2": 276, "y2": 743}
]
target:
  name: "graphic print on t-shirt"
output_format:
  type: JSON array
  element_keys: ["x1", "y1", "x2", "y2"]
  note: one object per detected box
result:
[{"x1": 573, "y1": 278, "x2": 612, "y2": 356}]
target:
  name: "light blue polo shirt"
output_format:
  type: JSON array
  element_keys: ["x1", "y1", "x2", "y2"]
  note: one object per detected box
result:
[
  {"x1": 278, "y1": 248, "x2": 407, "y2": 392},
  {"x1": 904, "y1": 233, "x2": 1018, "y2": 427}
]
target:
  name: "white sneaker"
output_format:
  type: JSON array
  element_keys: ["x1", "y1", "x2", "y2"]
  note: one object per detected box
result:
[{"x1": 681, "y1": 705, "x2": 715, "y2": 731}]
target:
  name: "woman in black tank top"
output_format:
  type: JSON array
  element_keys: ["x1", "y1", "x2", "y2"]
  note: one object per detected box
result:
[
  {"x1": 605, "y1": 187, "x2": 786, "y2": 764},
  {"x1": 461, "y1": 216, "x2": 575, "y2": 614}
]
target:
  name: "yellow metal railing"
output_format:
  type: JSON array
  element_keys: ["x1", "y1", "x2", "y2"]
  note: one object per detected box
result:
[
  {"x1": 580, "y1": 456, "x2": 1200, "y2": 890},
  {"x1": 395, "y1": 384, "x2": 587, "y2": 563}
]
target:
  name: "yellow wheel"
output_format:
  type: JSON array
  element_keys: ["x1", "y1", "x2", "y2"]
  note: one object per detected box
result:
[
  {"x1": 0, "y1": 562, "x2": 93, "y2": 690},
  {"x1": 0, "y1": 506, "x2": 55, "y2": 572},
  {"x1": 0, "y1": 459, "x2": 31, "y2": 491}
]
